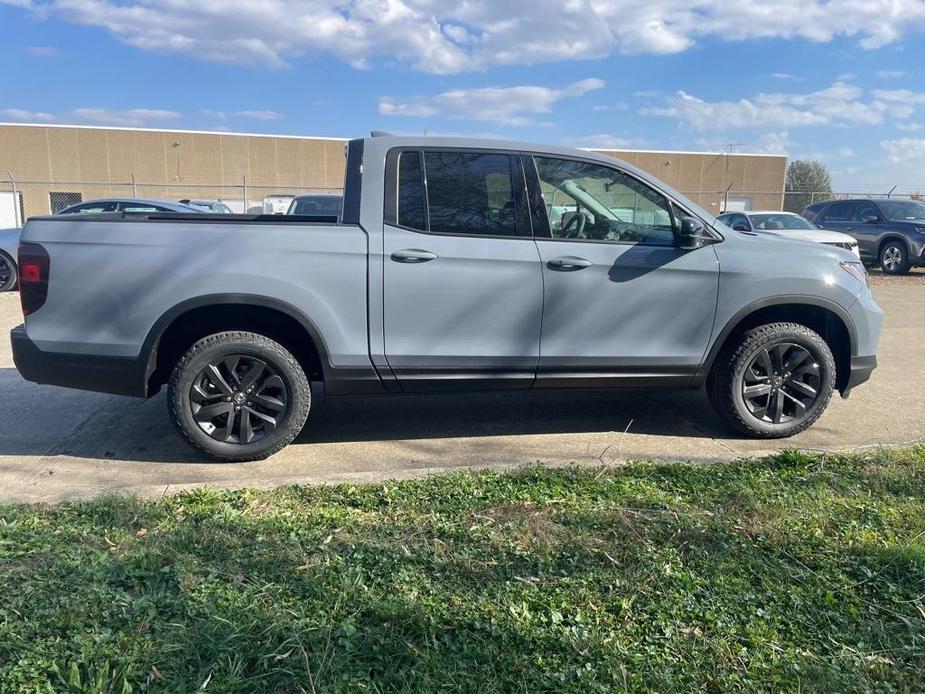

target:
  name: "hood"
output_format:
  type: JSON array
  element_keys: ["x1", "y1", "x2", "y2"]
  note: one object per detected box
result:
[
  {"x1": 0, "y1": 227, "x2": 21, "y2": 257},
  {"x1": 762, "y1": 228, "x2": 856, "y2": 245}
]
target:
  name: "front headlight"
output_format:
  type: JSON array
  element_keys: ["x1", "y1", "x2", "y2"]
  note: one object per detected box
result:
[{"x1": 840, "y1": 260, "x2": 869, "y2": 287}]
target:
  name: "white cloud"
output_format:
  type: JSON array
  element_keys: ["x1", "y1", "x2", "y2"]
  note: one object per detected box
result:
[
  {"x1": 643, "y1": 81, "x2": 910, "y2": 131},
  {"x1": 6, "y1": 0, "x2": 925, "y2": 73},
  {"x1": 838, "y1": 146, "x2": 855, "y2": 157},
  {"x1": 70, "y1": 108, "x2": 180, "y2": 127},
  {"x1": 234, "y1": 110, "x2": 283, "y2": 120},
  {"x1": 380, "y1": 78, "x2": 605, "y2": 126},
  {"x1": 897, "y1": 122, "x2": 925, "y2": 132},
  {"x1": 200, "y1": 109, "x2": 226, "y2": 120},
  {"x1": 25, "y1": 45, "x2": 58, "y2": 57},
  {"x1": 872, "y1": 89, "x2": 925, "y2": 104},
  {"x1": 876, "y1": 69, "x2": 906, "y2": 79},
  {"x1": 881, "y1": 138, "x2": 925, "y2": 163},
  {"x1": 567, "y1": 134, "x2": 639, "y2": 150},
  {"x1": 770, "y1": 72, "x2": 803, "y2": 81},
  {"x1": 0, "y1": 108, "x2": 55, "y2": 122},
  {"x1": 0, "y1": 107, "x2": 180, "y2": 127}
]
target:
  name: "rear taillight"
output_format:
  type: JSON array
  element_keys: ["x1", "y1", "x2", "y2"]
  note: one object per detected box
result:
[{"x1": 18, "y1": 242, "x2": 50, "y2": 316}]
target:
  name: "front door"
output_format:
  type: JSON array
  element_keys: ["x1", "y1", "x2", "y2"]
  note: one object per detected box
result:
[
  {"x1": 525, "y1": 154, "x2": 720, "y2": 387},
  {"x1": 382, "y1": 149, "x2": 544, "y2": 391}
]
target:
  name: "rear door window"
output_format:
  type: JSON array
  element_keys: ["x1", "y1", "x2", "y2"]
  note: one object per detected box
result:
[
  {"x1": 424, "y1": 152, "x2": 518, "y2": 236},
  {"x1": 393, "y1": 150, "x2": 523, "y2": 237},
  {"x1": 821, "y1": 202, "x2": 852, "y2": 222}
]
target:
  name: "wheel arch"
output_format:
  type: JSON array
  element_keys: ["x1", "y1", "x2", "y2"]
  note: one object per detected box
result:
[
  {"x1": 877, "y1": 234, "x2": 912, "y2": 258},
  {"x1": 700, "y1": 297, "x2": 857, "y2": 394},
  {"x1": 142, "y1": 294, "x2": 331, "y2": 397}
]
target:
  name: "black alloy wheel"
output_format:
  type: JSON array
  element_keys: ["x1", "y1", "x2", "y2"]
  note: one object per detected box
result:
[
  {"x1": 190, "y1": 355, "x2": 288, "y2": 444},
  {"x1": 168, "y1": 331, "x2": 311, "y2": 461},
  {"x1": 741, "y1": 343, "x2": 821, "y2": 424}
]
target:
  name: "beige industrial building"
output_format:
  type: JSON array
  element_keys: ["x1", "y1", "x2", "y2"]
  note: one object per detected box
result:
[{"x1": 0, "y1": 123, "x2": 787, "y2": 226}]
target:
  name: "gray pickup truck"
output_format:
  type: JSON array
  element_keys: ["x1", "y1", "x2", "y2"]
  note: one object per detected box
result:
[{"x1": 12, "y1": 136, "x2": 882, "y2": 461}]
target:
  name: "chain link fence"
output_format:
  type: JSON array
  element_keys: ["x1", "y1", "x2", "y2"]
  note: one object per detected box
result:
[
  {"x1": 0, "y1": 177, "x2": 344, "y2": 227},
  {"x1": 2, "y1": 175, "x2": 923, "y2": 229}
]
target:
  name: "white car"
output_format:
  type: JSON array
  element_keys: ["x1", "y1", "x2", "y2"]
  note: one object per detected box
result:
[{"x1": 718, "y1": 211, "x2": 860, "y2": 257}]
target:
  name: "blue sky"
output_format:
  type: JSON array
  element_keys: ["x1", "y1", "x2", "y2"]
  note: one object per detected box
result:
[{"x1": 2, "y1": 0, "x2": 925, "y2": 191}]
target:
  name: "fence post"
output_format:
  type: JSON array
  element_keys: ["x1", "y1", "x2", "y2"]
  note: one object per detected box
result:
[
  {"x1": 131, "y1": 173, "x2": 137, "y2": 198},
  {"x1": 810, "y1": 191, "x2": 816, "y2": 206},
  {"x1": 242, "y1": 175, "x2": 248, "y2": 214},
  {"x1": 7, "y1": 171, "x2": 19, "y2": 227}
]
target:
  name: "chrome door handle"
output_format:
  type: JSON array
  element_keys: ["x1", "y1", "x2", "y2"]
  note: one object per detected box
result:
[
  {"x1": 391, "y1": 249, "x2": 438, "y2": 263},
  {"x1": 548, "y1": 256, "x2": 592, "y2": 271}
]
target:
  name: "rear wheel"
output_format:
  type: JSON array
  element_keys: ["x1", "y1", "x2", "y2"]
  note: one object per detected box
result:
[
  {"x1": 168, "y1": 331, "x2": 311, "y2": 461},
  {"x1": 879, "y1": 240, "x2": 910, "y2": 275},
  {"x1": 0, "y1": 252, "x2": 17, "y2": 292},
  {"x1": 708, "y1": 322, "x2": 836, "y2": 438}
]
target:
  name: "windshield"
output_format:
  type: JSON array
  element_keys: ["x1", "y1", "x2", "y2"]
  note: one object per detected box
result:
[
  {"x1": 748, "y1": 213, "x2": 817, "y2": 231},
  {"x1": 288, "y1": 196, "x2": 342, "y2": 216},
  {"x1": 879, "y1": 200, "x2": 925, "y2": 221}
]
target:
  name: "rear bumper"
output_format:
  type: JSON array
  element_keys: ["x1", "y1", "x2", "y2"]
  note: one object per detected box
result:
[
  {"x1": 11, "y1": 325, "x2": 148, "y2": 398},
  {"x1": 841, "y1": 354, "x2": 877, "y2": 398}
]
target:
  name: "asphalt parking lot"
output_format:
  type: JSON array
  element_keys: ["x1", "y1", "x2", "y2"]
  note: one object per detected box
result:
[{"x1": 1, "y1": 270, "x2": 922, "y2": 503}]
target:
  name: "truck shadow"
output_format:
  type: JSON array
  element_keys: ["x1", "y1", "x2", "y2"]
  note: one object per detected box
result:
[{"x1": 0, "y1": 368, "x2": 732, "y2": 464}]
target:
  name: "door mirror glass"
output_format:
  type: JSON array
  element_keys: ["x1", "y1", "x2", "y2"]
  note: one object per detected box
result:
[
  {"x1": 679, "y1": 217, "x2": 711, "y2": 249},
  {"x1": 731, "y1": 222, "x2": 749, "y2": 232},
  {"x1": 862, "y1": 215, "x2": 879, "y2": 224}
]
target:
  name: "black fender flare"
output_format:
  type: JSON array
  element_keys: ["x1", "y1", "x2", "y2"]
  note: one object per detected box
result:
[
  {"x1": 695, "y1": 295, "x2": 858, "y2": 384},
  {"x1": 140, "y1": 293, "x2": 332, "y2": 394}
]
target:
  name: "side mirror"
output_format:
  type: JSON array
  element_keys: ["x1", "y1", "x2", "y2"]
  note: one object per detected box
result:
[
  {"x1": 862, "y1": 215, "x2": 880, "y2": 224},
  {"x1": 679, "y1": 216, "x2": 711, "y2": 250},
  {"x1": 731, "y1": 222, "x2": 750, "y2": 232}
]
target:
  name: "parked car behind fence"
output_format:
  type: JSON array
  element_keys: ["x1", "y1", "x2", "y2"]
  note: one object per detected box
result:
[{"x1": 802, "y1": 198, "x2": 925, "y2": 275}]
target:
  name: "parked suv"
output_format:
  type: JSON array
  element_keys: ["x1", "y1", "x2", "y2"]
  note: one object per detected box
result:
[
  {"x1": 12, "y1": 136, "x2": 882, "y2": 461},
  {"x1": 802, "y1": 198, "x2": 925, "y2": 274}
]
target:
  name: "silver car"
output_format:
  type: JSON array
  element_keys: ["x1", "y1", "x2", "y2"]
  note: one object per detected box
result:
[
  {"x1": 0, "y1": 226, "x2": 18, "y2": 291},
  {"x1": 0, "y1": 198, "x2": 208, "y2": 291}
]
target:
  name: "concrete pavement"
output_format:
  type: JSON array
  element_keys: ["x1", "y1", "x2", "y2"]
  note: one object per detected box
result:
[{"x1": 1, "y1": 272, "x2": 922, "y2": 503}]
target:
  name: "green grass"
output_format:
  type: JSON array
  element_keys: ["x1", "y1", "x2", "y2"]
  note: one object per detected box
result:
[{"x1": 1, "y1": 448, "x2": 924, "y2": 692}]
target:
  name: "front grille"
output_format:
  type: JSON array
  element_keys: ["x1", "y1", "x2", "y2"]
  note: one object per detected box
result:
[{"x1": 825, "y1": 242, "x2": 856, "y2": 250}]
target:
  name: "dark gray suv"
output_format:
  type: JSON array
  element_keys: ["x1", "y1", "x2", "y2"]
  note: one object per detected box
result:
[{"x1": 802, "y1": 198, "x2": 925, "y2": 275}]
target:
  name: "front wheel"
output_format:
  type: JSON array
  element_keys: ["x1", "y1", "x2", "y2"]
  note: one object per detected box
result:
[
  {"x1": 167, "y1": 331, "x2": 311, "y2": 461},
  {"x1": 879, "y1": 240, "x2": 911, "y2": 275},
  {"x1": 0, "y1": 252, "x2": 17, "y2": 292},
  {"x1": 708, "y1": 322, "x2": 836, "y2": 438}
]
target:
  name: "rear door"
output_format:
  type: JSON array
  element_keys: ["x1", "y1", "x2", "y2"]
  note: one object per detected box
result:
[
  {"x1": 382, "y1": 148, "x2": 544, "y2": 391},
  {"x1": 847, "y1": 201, "x2": 882, "y2": 262},
  {"x1": 525, "y1": 154, "x2": 720, "y2": 387},
  {"x1": 818, "y1": 201, "x2": 853, "y2": 235}
]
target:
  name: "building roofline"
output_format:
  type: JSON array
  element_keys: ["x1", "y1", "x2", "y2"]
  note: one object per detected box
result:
[
  {"x1": 0, "y1": 122, "x2": 788, "y2": 157},
  {"x1": 586, "y1": 147, "x2": 788, "y2": 158},
  {"x1": 0, "y1": 121, "x2": 349, "y2": 142}
]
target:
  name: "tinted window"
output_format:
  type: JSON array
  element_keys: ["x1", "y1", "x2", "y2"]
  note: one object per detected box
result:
[
  {"x1": 423, "y1": 152, "x2": 517, "y2": 236},
  {"x1": 822, "y1": 202, "x2": 852, "y2": 222},
  {"x1": 749, "y1": 213, "x2": 816, "y2": 230},
  {"x1": 63, "y1": 201, "x2": 117, "y2": 214},
  {"x1": 879, "y1": 200, "x2": 925, "y2": 221},
  {"x1": 852, "y1": 202, "x2": 880, "y2": 222},
  {"x1": 533, "y1": 156, "x2": 675, "y2": 246},
  {"x1": 289, "y1": 196, "x2": 342, "y2": 216},
  {"x1": 397, "y1": 151, "x2": 426, "y2": 231}
]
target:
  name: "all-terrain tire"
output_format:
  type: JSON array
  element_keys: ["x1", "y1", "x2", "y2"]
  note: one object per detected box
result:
[
  {"x1": 707, "y1": 322, "x2": 836, "y2": 438},
  {"x1": 167, "y1": 331, "x2": 311, "y2": 462}
]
